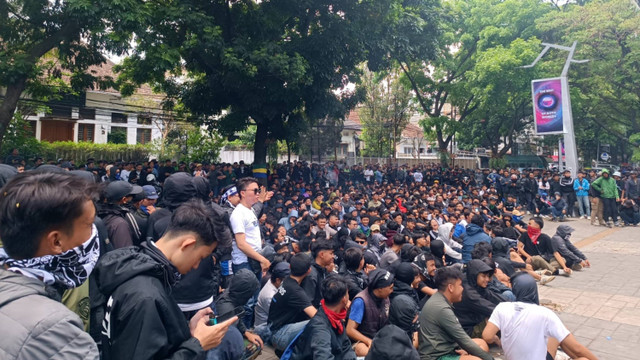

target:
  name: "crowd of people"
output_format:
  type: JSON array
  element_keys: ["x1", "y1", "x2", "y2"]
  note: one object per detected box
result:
[{"x1": 0, "y1": 155, "x2": 623, "y2": 360}]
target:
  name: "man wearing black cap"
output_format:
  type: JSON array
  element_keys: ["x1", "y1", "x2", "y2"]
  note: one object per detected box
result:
[
  {"x1": 97, "y1": 181, "x2": 143, "y2": 248},
  {"x1": 346, "y1": 268, "x2": 394, "y2": 357}
]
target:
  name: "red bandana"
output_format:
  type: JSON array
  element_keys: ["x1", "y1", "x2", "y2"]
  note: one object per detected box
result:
[
  {"x1": 528, "y1": 227, "x2": 542, "y2": 245},
  {"x1": 321, "y1": 299, "x2": 347, "y2": 334}
]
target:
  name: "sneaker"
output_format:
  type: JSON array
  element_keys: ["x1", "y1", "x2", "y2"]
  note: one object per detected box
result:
[
  {"x1": 540, "y1": 275, "x2": 556, "y2": 285},
  {"x1": 535, "y1": 269, "x2": 553, "y2": 276},
  {"x1": 571, "y1": 263, "x2": 583, "y2": 271},
  {"x1": 616, "y1": 222, "x2": 624, "y2": 227},
  {"x1": 587, "y1": 216, "x2": 591, "y2": 220}
]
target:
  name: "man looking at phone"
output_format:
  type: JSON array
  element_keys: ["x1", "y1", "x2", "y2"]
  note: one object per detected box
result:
[{"x1": 97, "y1": 200, "x2": 240, "y2": 359}]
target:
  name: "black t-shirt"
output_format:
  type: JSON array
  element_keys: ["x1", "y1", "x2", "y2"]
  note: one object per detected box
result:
[{"x1": 268, "y1": 276, "x2": 312, "y2": 332}]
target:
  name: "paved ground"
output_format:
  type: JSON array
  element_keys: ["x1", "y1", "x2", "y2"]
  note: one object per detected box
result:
[{"x1": 256, "y1": 217, "x2": 638, "y2": 360}]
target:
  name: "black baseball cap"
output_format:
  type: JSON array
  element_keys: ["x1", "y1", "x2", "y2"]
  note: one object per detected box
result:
[{"x1": 105, "y1": 182, "x2": 143, "y2": 203}]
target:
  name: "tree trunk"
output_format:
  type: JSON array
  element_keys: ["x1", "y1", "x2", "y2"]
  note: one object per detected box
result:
[
  {"x1": 286, "y1": 139, "x2": 291, "y2": 163},
  {"x1": 0, "y1": 78, "x2": 27, "y2": 150},
  {"x1": 253, "y1": 122, "x2": 268, "y2": 165}
]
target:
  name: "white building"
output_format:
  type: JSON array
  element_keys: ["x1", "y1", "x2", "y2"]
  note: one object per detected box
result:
[{"x1": 22, "y1": 60, "x2": 164, "y2": 145}]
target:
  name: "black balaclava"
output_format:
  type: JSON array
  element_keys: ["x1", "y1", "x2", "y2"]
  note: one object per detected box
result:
[{"x1": 512, "y1": 272, "x2": 539, "y2": 305}]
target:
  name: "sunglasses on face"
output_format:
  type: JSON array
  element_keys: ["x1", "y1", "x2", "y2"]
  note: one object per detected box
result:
[{"x1": 246, "y1": 188, "x2": 261, "y2": 194}]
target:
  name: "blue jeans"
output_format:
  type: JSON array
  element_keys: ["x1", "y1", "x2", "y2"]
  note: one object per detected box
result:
[
  {"x1": 232, "y1": 262, "x2": 261, "y2": 329},
  {"x1": 551, "y1": 207, "x2": 564, "y2": 219},
  {"x1": 576, "y1": 195, "x2": 591, "y2": 217},
  {"x1": 206, "y1": 325, "x2": 244, "y2": 360},
  {"x1": 270, "y1": 320, "x2": 309, "y2": 351}
]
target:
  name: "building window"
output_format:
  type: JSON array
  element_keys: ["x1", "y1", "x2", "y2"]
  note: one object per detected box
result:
[
  {"x1": 339, "y1": 144, "x2": 348, "y2": 156},
  {"x1": 51, "y1": 105, "x2": 72, "y2": 118},
  {"x1": 78, "y1": 124, "x2": 95, "y2": 142},
  {"x1": 136, "y1": 128, "x2": 152, "y2": 144},
  {"x1": 419, "y1": 148, "x2": 425, "y2": 154},
  {"x1": 27, "y1": 121, "x2": 37, "y2": 137},
  {"x1": 108, "y1": 126, "x2": 127, "y2": 144},
  {"x1": 137, "y1": 114, "x2": 152, "y2": 125},
  {"x1": 79, "y1": 107, "x2": 96, "y2": 120},
  {"x1": 403, "y1": 147, "x2": 413, "y2": 155},
  {"x1": 111, "y1": 112, "x2": 128, "y2": 123}
]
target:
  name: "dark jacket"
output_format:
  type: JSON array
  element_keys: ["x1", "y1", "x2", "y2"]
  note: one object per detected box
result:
[
  {"x1": 301, "y1": 262, "x2": 328, "y2": 308},
  {"x1": 453, "y1": 260, "x2": 504, "y2": 335},
  {"x1": 345, "y1": 269, "x2": 368, "y2": 300},
  {"x1": 491, "y1": 237, "x2": 524, "y2": 277},
  {"x1": 390, "y1": 280, "x2": 420, "y2": 306},
  {"x1": 96, "y1": 243, "x2": 204, "y2": 360},
  {"x1": 214, "y1": 269, "x2": 260, "y2": 335},
  {"x1": 353, "y1": 289, "x2": 390, "y2": 339},
  {"x1": 366, "y1": 295, "x2": 419, "y2": 360},
  {"x1": 98, "y1": 203, "x2": 140, "y2": 249},
  {"x1": 290, "y1": 307, "x2": 356, "y2": 360},
  {"x1": 550, "y1": 225, "x2": 586, "y2": 266}
]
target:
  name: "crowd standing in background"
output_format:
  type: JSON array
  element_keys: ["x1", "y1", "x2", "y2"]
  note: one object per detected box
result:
[{"x1": 0, "y1": 153, "x2": 619, "y2": 359}]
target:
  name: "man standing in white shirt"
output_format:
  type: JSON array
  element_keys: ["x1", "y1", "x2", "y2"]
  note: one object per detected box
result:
[
  {"x1": 483, "y1": 273, "x2": 598, "y2": 360},
  {"x1": 229, "y1": 177, "x2": 271, "y2": 278}
]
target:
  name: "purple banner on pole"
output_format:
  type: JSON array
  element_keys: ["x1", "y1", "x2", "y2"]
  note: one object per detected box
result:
[{"x1": 532, "y1": 78, "x2": 564, "y2": 134}]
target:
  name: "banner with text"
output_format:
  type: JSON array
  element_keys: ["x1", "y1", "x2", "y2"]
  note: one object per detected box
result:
[{"x1": 532, "y1": 78, "x2": 565, "y2": 135}]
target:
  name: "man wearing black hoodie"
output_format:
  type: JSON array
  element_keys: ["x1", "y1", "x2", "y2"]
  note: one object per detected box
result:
[
  {"x1": 97, "y1": 200, "x2": 238, "y2": 360},
  {"x1": 453, "y1": 259, "x2": 505, "y2": 337},
  {"x1": 366, "y1": 294, "x2": 420, "y2": 360}
]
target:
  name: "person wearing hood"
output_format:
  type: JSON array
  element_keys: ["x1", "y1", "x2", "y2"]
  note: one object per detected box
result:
[
  {"x1": 214, "y1": 268, "x2": 262, "y2": 356},
  {"x1": 420, "y1": 267, "x2": 493, "y2": 360},
  {"x1": 620, "y1": 199, "x2": 640, "y2": 226},
  {"x1": 390, "y1": 262, "x2": 420, "y2": 306},
  {"x1": 347, "y1": 268, "x2": 395, "y2": 357},
  {"x1": 462, "y1": 214, "x2": 491, "y2": 263},
  {"x1": 453, "y1": 259, "x2": 506, "y2": 337},
  {"x1": 590, "y1": 169, "x2": 620, "y2": 227},
  {"x1": 365, "y1": 224, "x2": 385, "y2": 262},
  {"x1": 289, "y1": 275, "x2": 356, "y2": 360},
  {"x1": 98, "y1": 181, "x2": 144, "y2": 248},
  {"x1": 550, "y1": 225, "x2": 590, "y2": 272},
  {"x1": 483, "y1": 273, "x2": 598, "y2": 360},
  {"x1": 437, "y1": 222, "x2": 463, "y2": 263},
  {"x1": 366, "y1": 294, "x2": 420, "y2": 360},
  {"x1": 96, "y1": 200, "x2": 240, "y2": 360},
  {"x1": 0, "y1": 172, "x2": 99, "y2": 359}
]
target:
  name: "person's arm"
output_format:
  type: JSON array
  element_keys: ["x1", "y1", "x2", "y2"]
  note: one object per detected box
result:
[
  {"x1": 553, "y1": 251, "x2": 572, "y2": 274},
  {"x1": 517, "y1": 241, "x2": 532, "y2": 262},
  {"x1": 346, "y1": 319, "x2": 372, "y2": 347},
  {"x1": 303, "y1": 305, "x2": 317, "y2": 318},
  {"x1": 235, "y1": 233, "x2": 269, "y2": 270},
  {"x1": 553, "y1": 238, "x2": 582, "y2": 265},
  {"x1": 560, "y1": 334, "x2": 598, "y2": 360},
  {"x1": 482, "y1": 321, "x2": 501, "y2": 346},
  {"x1": 439, "y1": 308, "x2": 493, "y2": 360},
  {"x1": 38, "y1": 310, "x2": 99, "y2": 360}
]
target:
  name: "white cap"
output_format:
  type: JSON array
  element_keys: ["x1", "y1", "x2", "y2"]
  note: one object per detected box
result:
[{"x1": 613, "y1": 171, "x2": 622, "y2": 177}]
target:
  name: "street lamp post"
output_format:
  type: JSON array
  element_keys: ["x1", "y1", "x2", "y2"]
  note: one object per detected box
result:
[{"x1": 523, "y1": 41, "x2": 588, "y2": 178}]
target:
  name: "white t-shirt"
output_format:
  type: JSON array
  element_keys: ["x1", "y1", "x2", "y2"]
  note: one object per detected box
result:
[
  {"x1": 489, "y1": 302, "x2": 570, "y2": 360},
  {"x1": 364, "y1": 169, "x2": 374, "y2": 181},
  {"x1": 413, "y1": 171, "x2": 423, "y2": 182},
  {"x1": 229, "y1": 203, "x2": 262, "y2": 265}
]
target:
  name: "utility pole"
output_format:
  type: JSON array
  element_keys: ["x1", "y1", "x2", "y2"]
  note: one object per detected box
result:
[{"x1": 523, "y1": 41, "x2": 588, "y2": 178}]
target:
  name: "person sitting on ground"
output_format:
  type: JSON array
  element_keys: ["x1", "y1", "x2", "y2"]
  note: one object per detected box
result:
[
  {"x1": 267, "y1": 253, "x2": 317, "y2": 352},
  {"x1": 344, "y1": 247, "x2": 369, "y2": 300},
  {"x1": 550, "y1": 192, "x2": 567, "y2": 221},
  {"x1": 482, "y1": 273, "x2": 598, "y2": 360},
  {"x1": 550, "y1": 225, "x2": 590, "y2": 272},
  {"x1": 214, "y1": 268, "x2": 263, "y2": 355},
  {"x1": 379, "y1": 233, "x2": 405, "y2": 269},
  {"x1": 0, "y1": 172, "x2": 99, "y2": 359},
  {"x1": 301, "y1": 238, "x2": 334, "y2": 307},
  {"x1": 462, "y1": 215, "x2": 491, "y2": 263},
  {"x1": 454, "y1": 259, "x2": 506, "y2": 337},
  {"x1": 491, "y1": 227, "x2": 555, "y2": 285},
  {"x1": 619, "y1": 199, "x2": 640, "y2": 226},
  {"x1": 289, "y1": 275, "x2": 356, "y2": 360},
  {"x1": 390, "y1": 261, "x2": 420, "y2": 306},
  {"x1": 96, "y1": 200, "x2": 240, "y2": 359},
  {"x1": 346, "y1": 268, "x2": 395, "y2": 357},
  {"x1": 517, "y1": 217, "x2": 558, "y2": 275},
  {"x1": 419, "y1": 267, "x2": 493, "y2": 360},
  {"x1": 366, "y1": 294, "x2": 420, "y2": 360},
  {"x1": 254, "y1": 262, "x2": 290, "y2": 329}
]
